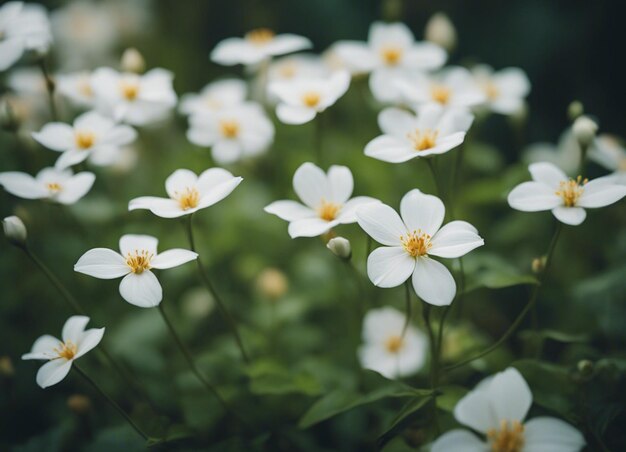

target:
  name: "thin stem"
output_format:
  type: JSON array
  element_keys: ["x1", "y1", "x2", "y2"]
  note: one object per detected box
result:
[
  {"x1": 38, "y1": 58, "x2": 58, "y2": 121},
  {"x1": 74, "y1": 365, "x2": 149, "y2": 441},
  {"x1": 421, "y1": 301, "x2": 440, "y2": 434},
  {"x1": 425, "y1": 158, "x2": 444, "y2": 199},
  {"x1": 444, "y1": 223, "x2": 563, "y2": 373},
  {"x1": 364, "y1": 234, "x2": 373, "y2": 269},
  {"x1": 314, "y1": 113, "x2": 323, "y2": 164},
  {"x1": 184, "y1": 215, "x2": 250, "y2": 363},
  {"x1": 449, "y1": 145, "x2": 465, "y2": 219},
  {"x1": 401, "y1": 281, "x2": 412, "y2": 337},
  {"x1": 578, "y1": 143, "x2": 589, "y2": 177}
]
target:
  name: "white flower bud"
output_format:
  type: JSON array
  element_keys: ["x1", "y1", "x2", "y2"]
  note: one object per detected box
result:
[
  {"x1": 567, "y1": 101, "x2": 584, "y2": 121},
  {"x1": 425, "y1": 13, "x2": 457, "y2": 52},
  {"x1": 121, "y1": 48, "x2": 146, "y2": 73},
  {"x1": 327, "y1": 237, "x2": 352, "y2": 260},
  {"x1": 572, "y1": 115, "x2": 598, "y2": 148},
  {"x1": 3, "y1": 216, "x2": 27, "y2": 246}
]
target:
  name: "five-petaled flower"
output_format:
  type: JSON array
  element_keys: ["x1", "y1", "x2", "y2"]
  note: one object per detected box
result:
[
  {"x1": 357, "y1": 189, "x2": 484, "y2": 306},
  {"x1": 22, "y1": 316, "x2": 105, "y2": 388},
  {"x1": 431, "y1": 367, "x2": 585, "y2": 452},
  {"x1": 471, "y1": 65, "x2": 531, "y2": 115},
  {"x1": 128, "y1": 168, "x2": 243, "y2": 218},
  {"x1": 265, "y1": 162, "x2": 380, "y2": 238},
  {"x1": 74, "y1": 234, "x2": 198, "y2": 307},
  {"x1": 507, "y1": 162, "x2": 626, "y2": 225},
  {"x1": 0, "y1": 167, "x2": 95, "y2": 204}
]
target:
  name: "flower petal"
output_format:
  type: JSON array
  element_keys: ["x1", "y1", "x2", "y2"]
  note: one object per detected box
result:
[
  {"x1": 32, "y1": 123, "x2": 75, "y2": 151},
  {"x1": 197, "y1": 175, "x2": 242, "y2": 209},
  {"x1": 264, "y1": 200, "x2": 316, "y2": 221},
  {"x1": 0, "y1": 171, "x2": 48, "y2": 199},
  {"x1": 400, "y1": 189, "x2": 445, "y2": 236},
  {"x1": 327, "y1": 165, "x2": 353, "y2": 204},
  {"x1": 523, "y1": 417, "x2": 586, "y2": 452},
  {"x1": 529, "y1": 162, "x2": 567, "y2": 187},
  {"x1": 287, "y1": 218, "x2": 334, "y2": 238},
  {"x1": 119, "y1": 271, "x2": 163, "y2": 308},
  {"x1": 431, "y1": 430, "x2": 487, "y2": 452},
  {"x1": 356, "y1": 202, "x2": 406, "y2": 246},
  {"x1": 577, "y1": 179, "x2": 626, "y2": 208},
  {"x1": 508, "y1": 181, "x2": 562, "y2": 211},
  {"x1": 22, "y1": 335, "x2": 60, "y2": 360},
  {"x1": 486, "y1": 367, "x2": 532, "y2": 423},
  {"x1": 62, "y1": 316, "x2": 90, "y2": 343},
  {"x1": 429, "y1": 221, "x2": 484, "y2": 258},
  {"x1": 293, "y1": 162, "x2": 329, "y2": 209},
  {"x1": 151, "y1": 249, "x2": 198, "y2": 269},
  {"x1": 412, "y1": 257, "x2": 456, "y2": 306},
  {"x1": 55, "y1": 172, "x2": 95, "y2": 205},
  {"x1": 336, "y1": 196, "x2": 380, "y2": 224},
  {"x1": 74, "y1": 248, "x2": 129, "y2": 279},
  {"x1": 276, "y1": 103, "x2": 317, "y2": 124},
  {"x1": 367, "y1": 246, "x2": 415, "y2": 288},
  {"x1": 551, "y1": 206, "x2": 586, "y2": 225},
  {"x1": 36, "y1": 359, "x2": 73, "y2": 389},
  {"x1": 364, "y1": 135, "x2": 416, "y2": 163},
  {"x1": 454, "y1": 389, "x2": 498, "y2": 433},
  {"x1": 165, "y1": 169, "x2": 198, "y2": 198},
  {"x1": 119, "y1": 234, "x2": 158, "y2": 256},
  {"x1": 75, "y1": 328, "x2": 105, "y2": 359},
  {"x1": 378, "y1": 107, "x2": 416, "y2": 137},
  {"x1": 54, "y1": 149, "x2": 90, "y2": 170}
]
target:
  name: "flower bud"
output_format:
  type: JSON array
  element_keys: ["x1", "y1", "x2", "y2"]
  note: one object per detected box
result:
[
  {"x1": 327, "y1": 236, "x2": 352, "y2": 260},
  {"x1": 567, "y1": 101, "x2": 584, "y2": 121},
  {"x1": 256, "y1": 268, "x2": 288, "y2": 300},
  {"x1": 3, "y1": 216, "x2": 27, "y2": 247},
  {"x1": 572, "y1": 115, "x2": 598, "y2": 148},
  {"x1": 121, "y1": 48, "x2": 145, "y2": 73},
  {"x1": 425, "y1": 13, "x2": 457, "y2": 52},
  {"x1": 577, "y1": 359, "x2": 594, "y2": 378},
  {"x1": 531, "y1": 256, "x2": 546, "y2": 274}
]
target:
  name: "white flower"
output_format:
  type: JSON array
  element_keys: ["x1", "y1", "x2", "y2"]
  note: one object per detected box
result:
[
  {"x1": 0, "y1": 2, "x2": 52, "y2": 72},
  {"x1": 265, "y1": 162, "x2": 380, "y2": 238},
  {"x1": 507, "y1": 162, "x2": 626, "y2": 225},
  {"x1": 365, "y1": 104, "x2": 473, "y2": 163},
  {"x1": 0, "y1": 167, "x2": 95, "y2": 204},
  {"x1": 522, "y1": 130, "x2": 581, "y2": 175},
  {"x1": 186, "y1": 102, "x2": 274, "y2": 164},
  {"x1": 267, "y1": 53, "x2": 330, "y2": 83},
  {"x1": 179, "y1": 79, "x2": 247, "y2": 117},
  {"x1": 269, "y1": 71, "x2": 350, "y2": 124},
  {"x1": 396, "y1": 66, "x2": 486, "y2": 109},
  {"x1": 358, "y1": 307, "x2": 427, "y2": 379},
  {"x1": 472, "y1": 65, "x2": 530, "y2": 115},
  {"x1": 91, "y1": 67, "x2": 177, "y2": 126},
  {"x1": 356, "y1": 189, "x2": 484, "y2": 306},
  {"x1": 211, "y1": 28, "x2": 311, "y2": 66},
  {"x1": 129, "y1": 168, "x2": 243, "y2": 218},
  {"x1": 56, "y1": 71, "x2": 96, "y2": 109},
  {"x1": 590, "y1": 134, "x2": 626, "y2": 185},
  {"x1": 32, "y1": 111, "x2": 137, "y2": 169},
  {"x1": 572, "y1": 115, "x2": 598, "y2": 148},
  {"x1": 22, "y1": 316, "x2": 105, "y2": 388},
  {"x1": 333, "y1": 22, "x2": 446, "y2": 103},
  {"x1": 431, "y1": 367, "x2": 586, "y2": 452},
  {"x1": 424, "y1": 13, "x2": 456, "y2": 52},
  {"x1": 74, "y1": 234, "x2": 198, "y2": 308}
]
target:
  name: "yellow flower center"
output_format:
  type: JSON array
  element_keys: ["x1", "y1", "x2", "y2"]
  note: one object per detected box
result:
[
  {"x1": 126, "y1": 249, "x2": 153, "y2": 274},
  {"x1": 204, "y1": 97, "x2": 222, "y2": 110},
  {"x1": 487, "y1": 419, "x2": 525, "y2": 452},
  {"x1": 279, "y1": 62, "x2": 297, "y2": 79},
  {"x1": 484, "y1": 81, "x2": 500, "y2": 100},
  {"x1": 431, "y1": 84, "x2": 451, "y2": 105},
  {"x1": 46, "y1": 182, "x2": 62, "y2": 193},
  {"x1": 401, "y1": 230, "x2": 432, "y2": 257},
  {"x1": 79, "y1": 79, "x2": 93, "y2": 97},
  {"x1": 407, "y1": 128, "x2": 439, "y2": 151},
  {"x1": 75, "y1": 130, "x2": 96, "y2": 150},
  {"x1": 54, "y1": 340, "x2": 78, "y2": 360},
  {"x1": 219, "y1": 119, "x2": 240, "y2": 138},
  {"x1": 302, "y1": 91, "x2": 321, "y2": 108},
  {"x1": 246, "y1": 28, "x2": 275, "y2": 45},
  {"x1": 120, "y1": 80, "x2": 140, "y2": 101},
  {"x1": 380, "y1": 46, "x2": 403, "y2": 66},
  {"x1": 317, "y1": 200, "x2": 341, "y2": 221},
  {"x1": 555, "y1": 176, "x2": 586, "y2": 207},
  {"x1": 176, "y1": 187, "x2": 200, "y2": 210},
  {"x1": 385, "y1": 335, "x2": 404, "y2": 354}
]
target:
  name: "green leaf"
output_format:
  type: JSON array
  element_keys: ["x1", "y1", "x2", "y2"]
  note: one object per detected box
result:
[
  {"x1": 436, "y1": 385, "x2": 468, "y2": 412},
  {"x1": 247, "y1": 359, "x2": 322, "y2": 396},
  {"x1": 463, "y1": 253, "x2": 539, "y2": 293},
  {"x1": 378, "y1": 395, "x2": 433, "y2": 446},
  {"x1": 298, "y1": 371, "x2": 430, "y2": 429}
]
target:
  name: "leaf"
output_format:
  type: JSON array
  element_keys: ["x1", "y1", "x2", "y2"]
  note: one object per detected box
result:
[
  {"x1": 378, "y1": 395, "x2": 433, "y2": 447},
  {"x1": 298, "y1": 371, "x2": 430, "y2": 429},
  {"x1": 247, "y1": 359, "x2": 322, "y2": 396},
  {"x1": 463, "y1": 253, "x2": 539, "y2": 293}
]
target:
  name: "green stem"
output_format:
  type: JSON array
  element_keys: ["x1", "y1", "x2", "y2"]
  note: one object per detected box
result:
[
  {"x1": 74, "y1": 365, "x2": 149, "y2": 441},
  {"x1": 425, "y1": 158, "x2": 444, "y2": 200},
  {"x1": 184, "y1": 215, "x2": 250, "y2": 364},
  {"x1": 364, "y1": 234, "x2": 373, "y2": 269},
  {"x1": 314, "y1": 113, "x2": 324, "y2": 165},
  {"x1": 38, "y1": 58, "x2": 58, "y2": 121},
  {"x1": 401, "y1": 281, "x2": 412, "y2": 337},
  {"x1": 421, "y1": 301, "x2": 440, "y2": 433},
  {"x1": 578, "y1": 143, "x2": 589, "y2": 177},
  {"x1": 444, "y1": 223, "x2": 563, "y2": 373}
]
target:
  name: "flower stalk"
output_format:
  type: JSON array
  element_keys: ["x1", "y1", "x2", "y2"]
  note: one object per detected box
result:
[{"x1": 37, "y1": 58, "x2": 58, "y2": 121}]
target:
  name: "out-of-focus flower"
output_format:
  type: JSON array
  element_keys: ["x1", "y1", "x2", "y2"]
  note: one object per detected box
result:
[
  {"x1": 358, "y1": 307, "x2": 427, "y2": 379},
  {"x1": 568, "y1": 100, "x2": 584, "y2": 121},
  {"x1": 507, "y1": 162, "x2": 626, "y2": 225},
  {"x1": 3, "y1": 215, "x2": 27, "y2": 246},
  {"x1": 396, "y1": 66, "x2": 486, "y2": 109},
  {"x1": 424, "y1": 13, "x2": 456, "y2": 53},
  {"x1": 365, "y1": 104, "x2": 473, "y2": 163},
  {"x1": 129, "y1": 168, "x2": 242, "y2": 218},
  {"x1": 120, "y1": 48, "x2": 145, "y2": 73},
  {"x1": 431, "y1": 367, "x2": 585, "y2": 452},
  {"x1": 0, "y1": 167, "x2": 95, "y2": 204},
  {"x1": 186, "y1": 102, "x2": 274, "y2": 164},
  {"x1": 211, "y1": 28, "x2": 312, "y2": 66},
  {"x1": 265, "y1": 162, "x2": 380, "y2": 238},
  {"x1": 269, "y1": 71, "x2": 350, "y2": 124},
  {"x1": 572, "y1": 115, "x2": 598, "y2": 148},
  {"x1": 357, "y1": 189, "x2": 483, "y2": 306},
  {"x1": 327, "y1": 236, "x2": 352, "y2": 260},
  {"x1": 471, "y1": 65, "x2": 530, "y2": 115},
  {"x1": 56, "y1": 71, "x2": 96, "y2": 109},
  {"x1": 0, "y1": 2, "x2": 52, "y2": 72},
  {"x1": 256, "y1": 267, "x2": 288, "y2": 300},
  {"x1": 333, "y1": 22, "x2": 446, "y2": 103},
  {"x1": 91, "y1": 67, "x2": 177, "y2": 126},
  {"x1": 22, "y1": 316, "x2": 104, "y2": 388},
  {"x1": 4, "y1": 68, "x2": 49, "y2": 129},
  {"x1": 523, "y1": 130, "x2": 581, "y2": 175},
  {"x1": 32, "y1": 111, "x2": 137, "y2": 169},
  {"x1": 589, "y1": 134, "x2": 626, "y2": 185},
  {"x1": 179, "y1": 79, "x2": 247, "y2": 117},
  {"x1": 267, "y1": 54, "x2": 330, "y2": 84},
  {"x1": 74, "y1": 234, "x2": 197, "y2": 308}
]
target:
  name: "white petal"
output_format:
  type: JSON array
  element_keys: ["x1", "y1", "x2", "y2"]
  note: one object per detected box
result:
[
  {"x1": 75, "y1": 328, "x2": 105, "y2": 359},
  {"x1": 577, "y1": 179, "x2": 626, "y2": 208},
  {"x1": 454, "y1": 390, "x2": 498, "y2": 434},
  {"x1": 529, "y1": 162, "x2": 567, "y2": 187},
  {"x1": 107, "y1": 125, "x2": 137, "y2": 146},
  {"x1": 367, "y1": 246, "x2": 415, "y2": 288},
  {"x1": 264, "y1": 200, "x2": 316, "y2": 221},
  {"x1": 486, "y1": 367, "x2": 532, "y2": 422},
  {"x1": 288, "y1": 218, "x2": 334, "y2": 238},
  {"x1": 145, "y1": 198, "x2": 188, "y2": 218},
  {"x1": 293, "y1": 162, "x2": 329, "y2": 209},
  {"x1": 364, "y1": 135, "x2": 416, "y2": 163},
  {"x1": 400, "y1": 189, "x2": 445, "y2": 236},
  {"x1": 356, "y1": 203, "x2": 406, "y2": 246},
  {"x1": 74, "y1": 248, "x2": 129, "y2": 279},
  {"x1": 369, "y1": 68, "x2": 404, "y2": 103},
  {"x1": 36, "y1": 360, "x2": 73, "y2": 388},
  {"x1": 22, "y1": 335, "x2": 60, "y2": 360},
  {"x1": 276, "y1": 103, "x2": 317, "y2": 124},
  {"x1": 332, "y1": 41, "x2": 377, "y2": 72},
  {"x1": 524, "y1": 417, "x2": 586, "y2": 452},
  {"x1": 429, "y1": 221, "x2": 484, "y2": 258},
  {"x1": 431, "y1": 430, "x2": 487, "y2": 452},
  {"x1": 0, "y1": 38, "x2": 24, "y2": 71},
  {"x1": 212, "y1": 140, "x2": 242, "y2": 164},
  {"x1": 74, "y1": 110, "x2": 113, "y2": 132},
  {"x1": 56, "y1": 172, "x2": 95, "y2": 204},
  {"x1": 119, "y1": 271, "x2": 163, "y2": 308},
  {"x1": 327, "y1": 165, "x2": 353, "y2": 204},
  {"x1": 62, "y1": 316, "x2": 90, "y2": 343},
  {"x1": 357, "y1": 344, "x2": 400, "y2": 379},
  {"x1": 412, "y1": 257, "x2": 456, "y2": 306},
  {"x1": 54, "y1": 149, "x2": 89, "y2": 170},
  {"x1": 119, "y1": 234, "x2": 158, "y2": 256},
  {"x1": 508, "y1": 182, "x2": 562, "y2": 211},
  {"x1": 265, "y1": 34, "x2": 312, "y2": 56},
  {"x1": 196, "y1": 167, "x2": 237, "y2": 192},
  {"x1": 0, "y1": 172, "x2": 48, "y2": 199},
  {"x1": 129, "y1": 196, "x2": 169, "y2": 211},
  {"x1": 151, "y1": 249, "x2": 198, "y2": 269},
  {"x1": 552, "y1": 206, "x2": 586, "y2": 225},
  {"x1": 377, "y1": 107, "x2": 416, "y2": 137},
  {"x1": 197, "y1": 176, "x2": 242, "y2": 209},
  {"x1": 336, "y1": 196, "x2": 380, "y2": 223},
  {"x1": 32, "y1": 123, "x2": 75, "y2": 152},
  {"x1": 165, "y1": 169, "x2": 198, "y2": 198}
]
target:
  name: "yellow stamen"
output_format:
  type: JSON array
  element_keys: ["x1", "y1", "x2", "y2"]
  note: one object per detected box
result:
[
  {"x1": 120, "y1": 80, "x2": 140, "y2": 101},
  {"x1": 317, "y1": 200, "x2": 341, "y2": 221},
  {"x1": 46, "y1": 182, "x2": 62, "y2": 193},
  {"x1": 487, "y1": 419, "x2": 525, "y2": 452},
  {"x1": 380, "y1": 46, "x2": 403, "y2": 66},
  {"x1": 401, "y1": 230, "x2": 432, "y2": 257},
  {"x1": 75, "y1": 130, "x2": 95, "y2": 150},
  {"x1": 302, "y1": 91, "x2": 321, "y2": 108},
  {"x1": 385, "y1": 335, "x2": 404, "y2": 354},
  {"x1": 126, "y1": 249, "x2": 153, "y2": 274},
  {"x1": 555, "y1": 176, "x2": 587, "y2": 207},
  {"x1": 175, "y1": 187, "x2": 200, "y2": 210},
  {"x1": 78, "y1": 79, "x2": 93, "y2": 97},
  {"x1": 484, "y1": 81, "x2": 500, "y2": 100},
  {"x1": 246, "y1": 28, "x2": 275, "y2": 45},
  {"x1": 219, "y1": 119, "x2": 240, "y2": 138},
  {"x1": 407, "y1": 128, "x2": 439, "y2": 151},
  {"x1": 279, "y1": 63, "x2": 297, "y2": 79},
  {"x1": 54, "y1": 340, "x2": 77, "y2": 360},
  {"x1": 431, "y1": 84, "x2": 451, "y2": 105}
]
